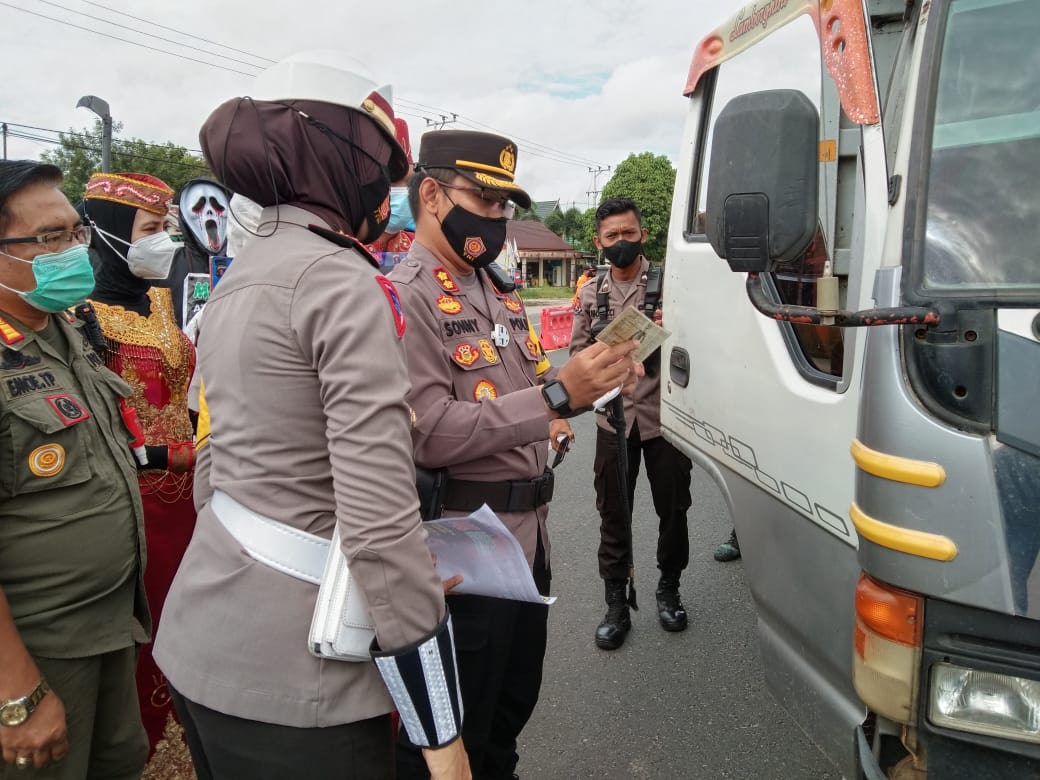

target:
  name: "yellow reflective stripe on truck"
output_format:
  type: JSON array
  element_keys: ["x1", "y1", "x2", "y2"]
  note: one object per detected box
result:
[
  {"x1": 850, "y1": 439, "x2": 946, "y2": 488},
  {"x1": 849, "y1": 502, "x2": 958, "y2": 561}
]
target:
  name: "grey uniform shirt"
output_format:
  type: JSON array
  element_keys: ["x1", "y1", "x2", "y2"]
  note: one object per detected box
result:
[
  {"x1": 390, "y1": 243, "x2": 554, "y2": 567},
  {"x1": 153, "y1": 206, "x2": 446, "y2": 728},
  {"x1": 571, "y1": 257, "x2": 662, "y2": 439}
]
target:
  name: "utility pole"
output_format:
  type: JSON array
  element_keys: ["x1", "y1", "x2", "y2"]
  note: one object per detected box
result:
[
  {"x1": 587, "y1": 165, "x2": 611, "y2": 205},
  {"x1": 76, "y1": 95, "x2": 112, "y2": 172},
  {"x1": 2, "y1": 123, "x2": 6, "y2": 160},
  {"x1": 424, "y1": 113, "x2": 458, "y2": 130}
]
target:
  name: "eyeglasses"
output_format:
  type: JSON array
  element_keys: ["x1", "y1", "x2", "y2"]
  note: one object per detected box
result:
[
  {"x1": 0, "y1": 225, "x2": 92, "y2": 253},
  {"x1": 437, "y1": 182, "x2": 516, "y2": 218}
]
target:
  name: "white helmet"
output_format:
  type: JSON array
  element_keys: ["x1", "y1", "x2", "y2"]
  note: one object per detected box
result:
[{"x1": 252, "y1": 50, "x2": 408, "y2": 179}]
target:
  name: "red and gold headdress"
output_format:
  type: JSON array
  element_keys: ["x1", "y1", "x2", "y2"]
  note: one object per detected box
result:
[{"x1": 83, "y1": 172, "x2": 174, "y2": 215}]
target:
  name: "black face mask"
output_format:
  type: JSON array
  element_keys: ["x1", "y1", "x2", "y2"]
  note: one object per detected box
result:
[
  {"x1": 298, "y1": 108, "x2": 392, "y2": 241},
  {"x1": 439, "y1": 205, "x2": 507, "y2": 270},
  {"x1": 359, "y1": 167, "x2": 391, "y2": 242},
  {"x1": 603, "y1": 239, "x2": 642, "y2": 269}
]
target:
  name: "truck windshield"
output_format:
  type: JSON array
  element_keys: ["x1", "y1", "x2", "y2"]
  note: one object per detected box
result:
[{"x1": 922, "y1": 0, "x2": 1040, "y2": 292}]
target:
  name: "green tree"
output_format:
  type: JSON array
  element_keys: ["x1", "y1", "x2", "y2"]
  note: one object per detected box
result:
[
  {"x1": 41, "y1": 120, "x2": 212, "y2": 203},
  {"x1": 580, "y1": 207, "x2": 598, "y2": 255},
  {"x1": 598, "y1": 152, "x2": 676, "y2": 262},
  {"x1": 545, "y1": 206, "x2": 587, "y2": 249}
]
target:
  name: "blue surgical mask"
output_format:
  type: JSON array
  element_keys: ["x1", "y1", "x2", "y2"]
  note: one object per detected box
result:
[
  {"x1": 0, "y1": 244, "x2": 96, "y2": 312},
  {"x1": 387, "y1": 187, "x2": 414, "y2": 234}
]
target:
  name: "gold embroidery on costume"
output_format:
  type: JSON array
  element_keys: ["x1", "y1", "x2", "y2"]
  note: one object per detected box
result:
[
  {"x1": 141, "y1": 713, "x2": 196, "y2": 780},
  {"x1": 90, "y1": 287, "x2": 194, "y2": 445}
]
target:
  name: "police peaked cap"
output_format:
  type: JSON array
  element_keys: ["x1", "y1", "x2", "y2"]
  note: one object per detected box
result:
[{"x1": 417, "y1": 130, "x2": 532, "y2": 209}]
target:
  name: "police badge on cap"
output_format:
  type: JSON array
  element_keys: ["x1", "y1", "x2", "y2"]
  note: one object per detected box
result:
[{"x1": 416, "y1": 130, "x2": 532, "y2": 209}]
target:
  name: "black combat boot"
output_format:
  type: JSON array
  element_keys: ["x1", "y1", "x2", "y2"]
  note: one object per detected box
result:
[
  {"x1": 595, "y1": 578, "x2": 632, "y2": 650},
  {"x1": 655, "y1": 573, "x2": 687, "y2": 632}
]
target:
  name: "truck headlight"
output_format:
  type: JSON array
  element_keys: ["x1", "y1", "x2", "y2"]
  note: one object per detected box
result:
[{"x1": 929, "y1": 662, "x2": 1040, "y2": 743}]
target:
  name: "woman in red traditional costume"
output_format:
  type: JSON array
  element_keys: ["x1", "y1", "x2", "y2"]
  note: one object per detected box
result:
[{"x1": 78, "y1": 172, "x2": 196, "y2": 776}]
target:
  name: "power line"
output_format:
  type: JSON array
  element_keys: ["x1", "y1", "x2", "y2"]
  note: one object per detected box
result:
[
  {"x1": 0, "y1": 1, "x2": 257, "y2": 76},
  {"x1": 1, "y1": 1, "x2": 610, "y2": 173},
  {"x1": 4, "y1": 129, "x2": 210, "y2": 171},
  {"x1": 30, "y1": 0, "x2": 267, "y2": 70},
  {"x1": 81, "y1": 0, "x2": 275, "y2": 65},
  {"x1": 1, "y1": 121, "x2": 205, "y2": 155}
]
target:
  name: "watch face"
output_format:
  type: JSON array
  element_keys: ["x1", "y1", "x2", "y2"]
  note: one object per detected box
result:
[
  {"x1": 544, "y1": 382, "x2": 567, "y2": 408},
  {"x1": 0, "y1": 702, "x2": 28, "y2": 726}
]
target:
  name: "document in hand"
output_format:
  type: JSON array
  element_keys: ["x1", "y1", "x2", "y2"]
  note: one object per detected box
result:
[
  {"x1": 424, "y1": 504, "x2": 556, "y2": 605},
  {"x1": 593, "y1": 305, "x2": 671, "y2": 363}
]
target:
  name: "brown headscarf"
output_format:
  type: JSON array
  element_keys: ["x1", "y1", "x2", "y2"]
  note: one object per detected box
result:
[{"x1": 199, "y1": 98, "x2": 395, "y2": 235}]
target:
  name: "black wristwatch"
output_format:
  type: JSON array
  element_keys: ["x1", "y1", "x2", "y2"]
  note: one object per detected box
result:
[{"x1": 541, "y1": 379, "x2": 575, "y2": 418}]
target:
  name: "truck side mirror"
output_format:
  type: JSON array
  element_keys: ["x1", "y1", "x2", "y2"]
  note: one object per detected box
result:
[{"x1": 706, "y1": 89, "x2": 820, "y2": 273}]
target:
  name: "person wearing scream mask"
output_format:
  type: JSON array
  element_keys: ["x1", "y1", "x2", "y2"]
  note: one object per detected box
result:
[
  {"x1": 366, "y1": 117, "x2": 416, "y2": 272},
  {"x1": 152, "y1": 51, "x2": 470, "y2": 780},
  {"x1": 0, "y1": 160, "x2": 151, "y2": 777},
  {"x1": 390, "y1": 131, "x2": 642, "y2": 780},
  {"x1": 570, "y1": 197, "x2": 694, "y2": 651},
  {"x1": 78, "y1": 172, "x2": 198, "y2": 772}
]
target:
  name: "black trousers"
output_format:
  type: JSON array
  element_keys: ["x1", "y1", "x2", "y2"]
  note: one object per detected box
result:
[
  {"x1": 594, "y1": 421, "x2": 693, "y2": 581},
  {"x1": 170, "y1": 688, "x2": 394, "y2": 780},
  {"x1": 396, "y1": 539, "x2": 551, "y2": 780}
]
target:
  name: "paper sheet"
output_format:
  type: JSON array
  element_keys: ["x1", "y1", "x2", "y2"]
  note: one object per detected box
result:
[
  {"x1": 424, "y1": 505, "x2": 556, "y2": 605},
  {"x1": 594, "y1": 305, "x2": 671, "y2": 363}
]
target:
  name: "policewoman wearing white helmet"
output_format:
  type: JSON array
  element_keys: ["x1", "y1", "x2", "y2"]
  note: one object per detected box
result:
[{"x1": 153, "y1": 51, "x2": 470, "y2": 780}]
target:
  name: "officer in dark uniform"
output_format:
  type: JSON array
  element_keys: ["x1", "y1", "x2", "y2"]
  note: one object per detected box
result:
[
  {"x1": 390, "y1": 131, "x2": 641, "y2": 779},
  {"x1": 0, "y1": 161, "x2": 149, "y2": 777}
]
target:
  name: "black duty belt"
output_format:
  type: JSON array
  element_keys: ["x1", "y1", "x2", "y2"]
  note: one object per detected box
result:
[{"x1": 442, "y1": 468, "x2": 555, "y2": 513}]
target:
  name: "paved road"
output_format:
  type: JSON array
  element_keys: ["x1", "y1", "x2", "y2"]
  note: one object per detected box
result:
[{"x1": 511, "y1": 348, "x2": 839, "y2": 780}]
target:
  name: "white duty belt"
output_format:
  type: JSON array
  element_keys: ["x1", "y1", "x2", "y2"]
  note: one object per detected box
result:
[{"x1": 210, "y1": 489, "x2": 330, "y2": 585}]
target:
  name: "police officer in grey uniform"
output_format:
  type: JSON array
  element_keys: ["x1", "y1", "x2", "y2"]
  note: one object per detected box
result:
[
  {"x1": 571, "y1": 197, "x2": 694, "y2": 652},
  {"x1": 152, "y1": 53, "x2": 469, "y2": 780},
  {"x1": 0, "y1": 160, "x2": 150, "y2": 777},
  {"x1": 391, "y1": 131, "x2": 641, "y2": 780}
]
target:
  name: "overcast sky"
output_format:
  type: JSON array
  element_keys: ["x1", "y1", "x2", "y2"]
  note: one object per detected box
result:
[{"x1": 0, "y1": 0, "x2": 755, "y2": 210}]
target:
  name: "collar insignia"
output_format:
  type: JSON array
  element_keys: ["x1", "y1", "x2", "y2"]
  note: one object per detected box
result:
[{"x1": 433, "y1": 266, "x2": 460, "y2": 292}]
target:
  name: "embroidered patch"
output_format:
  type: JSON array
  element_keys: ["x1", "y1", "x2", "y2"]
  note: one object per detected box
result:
[
  {"x1": 46, "y1": 394, "x2": 90, "y2": 426},
  {"x1": 503, "y1": 295, "x2": 522, "y2": 313},
  {"x1": 28, "y1": 443, "x2": 65, "y2": 478},
  {"x1": 0, "y1": 317, "x2": 24, "y2": 345},
  {"x1": 1, "y1": 348, "x2": 40, "y2": 370},
  {"x1": 453, "y1": 343, "x2": 479, "y2": 367},
  {"x1": 436, "y1": 294, "x2": 463, "y2": 315},
  {"x1": 433, "y1": 266, "x2": 459, "y2": 292},
  {"x1": 479, "y1": 339, "x2": 498, "y2": 364},
  {"x1": 462, "y1": 237, "x2": 486, "y2": 261},
  {"x1": 375, "y1": 276, "x2": 406, "y2": 338},
  {"x1": 525, "y1": 335, "x2": 542, "y2": 359},
  {"x1": 474, "y1": 379, "x2": 498, "y2": 401},
  {"x1": 5, "y1": 370, "x2": 58, "y2": 398}
]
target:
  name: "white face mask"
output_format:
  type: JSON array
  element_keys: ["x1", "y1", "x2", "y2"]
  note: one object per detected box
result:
[
  {"x1": 95, "y1": 226, "x2": 179, "y2": 280},
  {"x1": 127, "y1": 231, "x2": 179, "y2": 279}
]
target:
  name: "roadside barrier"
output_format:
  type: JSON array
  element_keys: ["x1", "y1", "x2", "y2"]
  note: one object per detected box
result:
[{"x1": 539, "y1": 305, "x2": 574, "y2": 350}]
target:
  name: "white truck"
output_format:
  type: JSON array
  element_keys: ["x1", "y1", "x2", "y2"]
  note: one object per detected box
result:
[{"x1": 662, "y1": 0, "x2": 1040, "y2": 777}]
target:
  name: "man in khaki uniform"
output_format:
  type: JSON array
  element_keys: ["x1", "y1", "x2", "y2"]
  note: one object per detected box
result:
[
  {"x1": 571, "y1": 197, "x2": 694, "y2": 652},
  {"x1": 391, "y1": 130, "x2": 641, "y2": 780},
  {"x1": 0, "y1": 160, "x2": 150, "y2": 777}
]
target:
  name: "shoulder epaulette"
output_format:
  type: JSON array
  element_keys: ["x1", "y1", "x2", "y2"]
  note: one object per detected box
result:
[
  {"x1": 0, "y1": 315, "x2": 25, "y2": 345},
  {"x1": 307, "y1": 225, "x2": 380, "y2": 269}
]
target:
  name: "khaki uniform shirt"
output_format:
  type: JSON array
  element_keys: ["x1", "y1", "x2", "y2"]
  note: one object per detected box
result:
[
  {"x1": 154, "y1": 206, "x2": 447, "y2": 728},
  {"x1": 390, "y1": 243, "x2": 553, "y2": 566},
  {"x1": 571, "y1": 257, "x2": 662, "y2": 439},
  {"x1": 0, "y1": 310, "x2": 149, "y2": 659}
]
